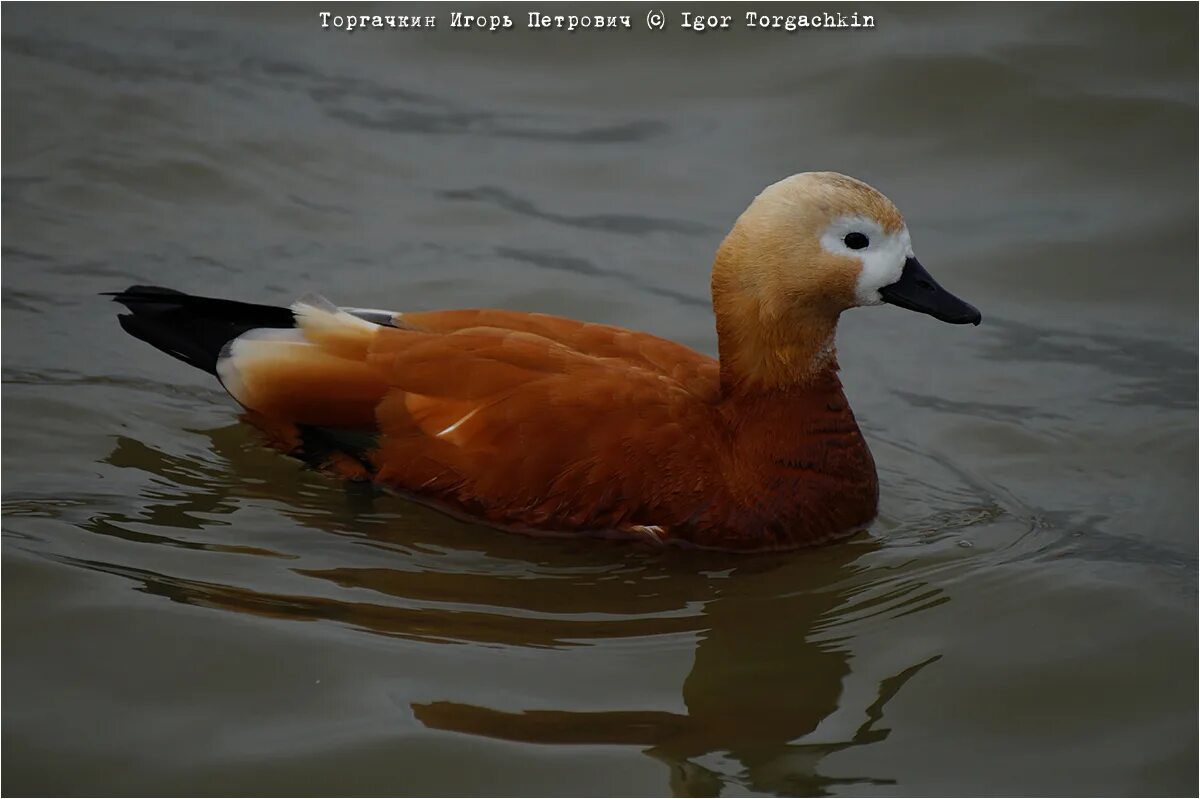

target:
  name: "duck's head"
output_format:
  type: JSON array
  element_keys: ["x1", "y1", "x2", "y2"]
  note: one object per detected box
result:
[{"x1": 712, "y1": 172, "x2": 980, "y2": 389}]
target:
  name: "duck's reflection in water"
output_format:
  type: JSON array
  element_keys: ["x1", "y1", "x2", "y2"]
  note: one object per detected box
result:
[
  {"x1": 410, "y1": 554, "x2": 938, "y2": 797},
  {"x1": 89, "y1": 425, "x2": 943, "y2": 796}
]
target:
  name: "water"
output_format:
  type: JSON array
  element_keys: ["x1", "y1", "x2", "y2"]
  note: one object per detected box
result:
[{"x1": 3, "y1": 4, "x2": 1196, "y2": 795}]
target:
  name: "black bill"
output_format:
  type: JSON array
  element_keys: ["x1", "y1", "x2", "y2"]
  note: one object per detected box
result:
[{"x1": 879, "y1": 257, "x2": 981, "y2": 325}]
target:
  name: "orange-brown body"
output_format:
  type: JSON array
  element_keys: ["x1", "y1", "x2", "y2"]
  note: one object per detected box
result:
[{"x1": 241, "y1": 308, "x2": 879, "y2": 550}]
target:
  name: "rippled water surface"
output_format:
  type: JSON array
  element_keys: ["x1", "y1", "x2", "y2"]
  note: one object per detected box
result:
[{"x1": 3, "y1": 4, "x2": 1197, "y2": 795}]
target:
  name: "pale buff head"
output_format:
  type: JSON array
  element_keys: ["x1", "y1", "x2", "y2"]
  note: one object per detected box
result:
[
  {"x1": 713, "y1": 172, "x2": 912, "y2": 319},
  {"x1": 712, "y1": 172, "x2": 978, "y2": 392}
]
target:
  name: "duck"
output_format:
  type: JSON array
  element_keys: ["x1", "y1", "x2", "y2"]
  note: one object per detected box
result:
[{"x1": 109, "y1": 172, "x2": 980, "y2": 551}]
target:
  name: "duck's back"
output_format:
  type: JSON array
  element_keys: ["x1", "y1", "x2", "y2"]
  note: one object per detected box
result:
[{"x1": 399, "y1": 308, "x2": 723, "y2": 402}]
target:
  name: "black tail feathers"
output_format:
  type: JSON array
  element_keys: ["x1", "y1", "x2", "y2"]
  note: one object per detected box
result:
[{"x1": 107, "y1": 285, "x2": 296, "y2": 375}]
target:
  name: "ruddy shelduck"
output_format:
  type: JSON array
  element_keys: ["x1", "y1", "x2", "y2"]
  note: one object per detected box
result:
[{"x1": 110, "y1": 172, "x2": 980, "y2": 551}]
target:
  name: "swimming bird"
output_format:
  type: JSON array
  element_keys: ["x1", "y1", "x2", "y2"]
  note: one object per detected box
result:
[{"x1": 109, "y1": 172, "x2": 980, "y2": 551}]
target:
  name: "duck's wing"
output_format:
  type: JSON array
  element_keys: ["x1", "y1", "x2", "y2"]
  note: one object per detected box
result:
[
  {"x1": 398, "y1": 309, "x2": 721, "y2": 403},
  {"x1": 219, "y1": 298, "x2": 726, "y2": 533}
]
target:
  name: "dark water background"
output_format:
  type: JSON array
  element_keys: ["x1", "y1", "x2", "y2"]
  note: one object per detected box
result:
[{"x1": 3, "y1": 3, "x2": 1197, "y2": 795}]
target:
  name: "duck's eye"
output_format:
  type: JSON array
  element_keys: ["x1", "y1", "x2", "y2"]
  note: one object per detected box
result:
[{"x1": 844, "y1": 232, "x2": 870, "y2": 250}]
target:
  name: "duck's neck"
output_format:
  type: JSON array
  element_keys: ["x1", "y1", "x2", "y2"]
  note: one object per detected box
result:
[
  {"x1": 706, "y1": 242, "x2": 876, "y2": 546},
  {"x1": 712, "y1": 267, "x2": 843, "y2": 396}
]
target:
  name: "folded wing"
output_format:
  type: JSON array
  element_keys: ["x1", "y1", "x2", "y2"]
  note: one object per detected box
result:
[{"x1": 218, "y1": 298, "x2": 726, "y2": 534}]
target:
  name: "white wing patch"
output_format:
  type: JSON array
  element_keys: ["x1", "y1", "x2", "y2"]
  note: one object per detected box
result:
[
  {"x1": 215, "y1": 328, "x2": 311, "y2": 406},
  {"x1": 215, "y1": 295, "x2": 401, "y2": 412}
]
